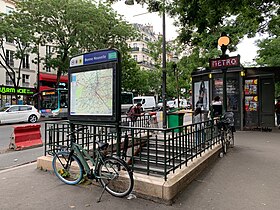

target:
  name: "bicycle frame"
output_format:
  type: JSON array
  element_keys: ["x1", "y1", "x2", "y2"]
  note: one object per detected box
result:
[{"x1": 71, "y1": 142, "x2": 103, "y2": 177}]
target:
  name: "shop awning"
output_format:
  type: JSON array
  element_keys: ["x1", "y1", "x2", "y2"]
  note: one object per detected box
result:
[{"x1": 39, "y1": 73, "x2": 68, "y2": 83}]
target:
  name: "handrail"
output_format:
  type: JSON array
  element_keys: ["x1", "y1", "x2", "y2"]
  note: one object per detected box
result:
[{"x1": 45, "y1": 118, "x2": 221, "y2": 180}]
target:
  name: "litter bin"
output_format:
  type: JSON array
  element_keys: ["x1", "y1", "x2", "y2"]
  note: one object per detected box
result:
[{"x1": 167, "y1": 111, "x2": 185, "y2": 133}]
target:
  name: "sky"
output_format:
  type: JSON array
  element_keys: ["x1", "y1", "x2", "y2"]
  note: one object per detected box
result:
[{"x1": 112, "y1": 2, "x2": 266, "y2": 65}]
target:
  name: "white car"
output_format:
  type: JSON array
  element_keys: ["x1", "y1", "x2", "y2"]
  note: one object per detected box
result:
[
  {"x1": 167, "y1": 100, "x2": 176, "y2": 109},
  {"x1": 0, "y1": 105, "x2": 41, "y2": 124}
]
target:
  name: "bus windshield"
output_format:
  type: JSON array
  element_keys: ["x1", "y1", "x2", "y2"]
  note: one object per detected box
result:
[{"x1": 41, "y1": 91, "x2": 58, "y2": 110}]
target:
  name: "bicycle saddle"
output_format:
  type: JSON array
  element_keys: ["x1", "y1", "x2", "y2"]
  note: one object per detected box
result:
[{"x1": 96, "y1": 142, "x2": 109, "y2": 150}]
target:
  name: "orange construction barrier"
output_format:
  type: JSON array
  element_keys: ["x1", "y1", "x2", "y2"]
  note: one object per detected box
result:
[{"x1": 9, "y1": 124, "x2": 43, "y2": 151}]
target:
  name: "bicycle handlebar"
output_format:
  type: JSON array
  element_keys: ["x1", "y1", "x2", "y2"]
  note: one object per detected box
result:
[{"x1": 67, "y1": 126, "x2": 87, "y2": 138}]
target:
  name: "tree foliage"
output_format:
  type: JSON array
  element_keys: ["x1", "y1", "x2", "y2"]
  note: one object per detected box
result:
[
  {"x1": 0, "y1": 11, "x2": 35, "y2": 102},
  {"x1": 14, "y1": 0, "x2": 136, "y2": 84},
  {"x1": 256, "y1": 14, "x2": 280, "y2": 66},
  {"x1": 255, "y1": 13, "x2": 280, "y2": 97}
]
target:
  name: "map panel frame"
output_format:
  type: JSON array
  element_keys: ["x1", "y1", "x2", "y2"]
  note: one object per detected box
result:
[{"x1": 68, "y1": 49, "x2": 121, "y2": 123}]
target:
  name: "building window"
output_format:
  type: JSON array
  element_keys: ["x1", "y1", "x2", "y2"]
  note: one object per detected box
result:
[
  {"x1": 6, "y1": 6, "x2": 14, "y2": 14},
  {"x1": 22, "y1": 74, "x2": 30, "y2": 87},
  {"x1": 133, "y1": 55, "x2": 138, "y2": 61},
  {"x1": 6, "y1": 50, "x2": 14, "y2": 67},
  {"x1": 5, "y1": 35, "x2": 14, "y2": 44},
  {"x1": 45, "y1": 66, "x2": 51, "y2": 72},
  {"x1": 46, "y1": 45, "x2": 52, "y2": 55},
  {"x1": 23, "y1": 54, "x2": 30, "y2": 69},
  {"x1": 6, "y1": 72, "x2": 13, "y2": 86},
  {"x1": 45, "y1": 45, "x2": 53, "y2": 72}
]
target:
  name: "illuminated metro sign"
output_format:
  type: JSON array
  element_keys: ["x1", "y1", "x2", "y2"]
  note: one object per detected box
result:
[
  {"x1": 0, "y1": 86, "x2": 36, "y2": 95},
  {"x1": 209, "y1": 55, "x2": 240, "y2": 69}
]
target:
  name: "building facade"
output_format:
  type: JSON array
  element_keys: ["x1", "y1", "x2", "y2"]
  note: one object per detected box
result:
[
  {"x1": 0, "y1": 0, "x2": 62, "y2": 107},
  {"x1": 128, "y1": 23, "x2": 158, "y2": 71}
]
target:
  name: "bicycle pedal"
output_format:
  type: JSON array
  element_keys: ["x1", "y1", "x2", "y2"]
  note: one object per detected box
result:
[{"x1": 87, "y1": 174, "x2": 95, "y2": 179}]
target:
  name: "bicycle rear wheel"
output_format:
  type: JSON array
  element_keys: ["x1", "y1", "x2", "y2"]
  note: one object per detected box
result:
[
  {"x1": 52, "y1": 151, "x2": 83, "y2": 185},
  {"x1": 226, "y1": 129, "x2": 234, "y2": 147},
  {"x1": 97, "y1": 156, "x2": 133, "y2": 197}
]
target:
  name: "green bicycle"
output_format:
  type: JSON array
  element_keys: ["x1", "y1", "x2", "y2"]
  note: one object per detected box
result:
[{"x1": 51, "y1": 126, "x2": 134, "y2": 202}]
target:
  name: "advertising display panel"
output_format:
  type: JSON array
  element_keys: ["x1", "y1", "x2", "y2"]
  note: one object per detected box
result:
[
  {"x1": 194, "y1": 80, "x2": 209, "y2": 111},
  {"x1": 68, "y1": 49, "x2": 121, "y2": 123}
]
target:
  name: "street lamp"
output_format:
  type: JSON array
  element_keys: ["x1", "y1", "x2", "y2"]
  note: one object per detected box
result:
[
  {"x1": 125, "y1": 0, "x2": 168, "y2": 128},
  {"x1": 171, "y1": 55, "x2": 179, "y2": 108},
  {"x1": 218, "y1": 33, "x2": 230, "y2": 112},
  {"x1": 31, "y1": 44, "x2": 40, "y2": 110}
]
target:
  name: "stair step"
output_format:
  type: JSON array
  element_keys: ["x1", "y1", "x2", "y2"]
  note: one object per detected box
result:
[{"x1": 132, "y1": 156, "x2": 186, "y2": 167}]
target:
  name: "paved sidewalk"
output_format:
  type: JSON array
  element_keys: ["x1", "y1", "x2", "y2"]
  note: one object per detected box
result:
[{"x1": 1, "y1": 130, "x2": 280, "y2": 210}]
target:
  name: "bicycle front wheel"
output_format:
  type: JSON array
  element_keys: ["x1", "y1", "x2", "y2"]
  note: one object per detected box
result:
[
  {"x1": 97, "y1": 156, "x2": 133, "y2": 197},
  {"x1": 52, "y1": 151, "x2": 84, "y2": 185}
]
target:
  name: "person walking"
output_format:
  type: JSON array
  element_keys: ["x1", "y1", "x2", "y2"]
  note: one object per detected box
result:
[{"x1": 275, "y1": 97, "x2": 280, "y2": 128}]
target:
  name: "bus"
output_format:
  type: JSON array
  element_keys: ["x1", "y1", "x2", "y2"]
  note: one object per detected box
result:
[
  {"x1": 40, "y1": 88, "x2": 68, "y2": 118},
  {"x1": 121, "y1": 92, "x2": 133, "y2": 114}
]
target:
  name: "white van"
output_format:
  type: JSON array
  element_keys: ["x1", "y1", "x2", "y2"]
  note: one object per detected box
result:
[{"x1": 133, "y1": 96, "x2": 156, "y2": 111}]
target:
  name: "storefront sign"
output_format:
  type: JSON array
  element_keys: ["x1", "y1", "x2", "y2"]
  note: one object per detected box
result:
[
  {"x1": 0, "y1": 86, "x2": 36, "y2": 95},
  {"x1": 209, "y1": 55, "x2": 240, "y2": 69}
]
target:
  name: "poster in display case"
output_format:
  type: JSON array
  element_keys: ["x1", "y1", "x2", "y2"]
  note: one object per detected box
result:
[
  {"x1": 244, "y1": 79, "x2": 258, "y2": 95},
  {"x1": 245, "y1": 96, "x2": 258, "y2": 111},
  {"x1": 244, "y1": 79, "x2": 258, "y2": 112}
]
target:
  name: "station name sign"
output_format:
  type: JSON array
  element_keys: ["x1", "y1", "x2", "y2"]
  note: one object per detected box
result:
[
  {"x1": 209, "y1": 55, "x2": 240, "y2": 69},
  {"x1": 0, "y1": 86, "x2": 36, "y2": 95},
  {"x1": 70, "y1": 49, "x2": 118, "y2": 67}
]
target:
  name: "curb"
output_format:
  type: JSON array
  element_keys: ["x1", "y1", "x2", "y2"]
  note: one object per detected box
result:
[
  {"x1": 37, "y1": 144, "x2": 222, "y2": 203},
  {"x1": 0, "y1": 162, "x2": 37, "y2": 174}
]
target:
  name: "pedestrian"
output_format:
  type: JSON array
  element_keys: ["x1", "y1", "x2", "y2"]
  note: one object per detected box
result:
[
  {"x1": 127, "y1": 103, "x2": 144, "y2": 123},
  {"x1": 210, "y1": 96, "x2": 223, "y2": 118},
  {"x1": 194, "y1": 106, "x2": 202, "y2": 123},
  {"x1": 275, "y1": 97, "x2": 280, "y2": 128},
  {"x1": 212, "y1": 96, "x2": 222, "y2": 105}
]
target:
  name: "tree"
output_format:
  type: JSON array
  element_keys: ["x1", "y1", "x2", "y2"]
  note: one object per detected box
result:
[
  {"x1": 256, "y1": 14, "x2": 280, "y2": 97},
  {"x1": 0, "y1": 12, "x2": 35, "y2": 103},
  {"x1": 14, "y1": 0, "x2": 136, "y2": 85}
]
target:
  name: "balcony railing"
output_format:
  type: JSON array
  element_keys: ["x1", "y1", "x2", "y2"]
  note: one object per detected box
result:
[
  {"x1": 142, "y1": 48, "x2": 150, "y2": 53},
  {"x1": 131, "y1": 47, "x2": 139, "y2": 52}
]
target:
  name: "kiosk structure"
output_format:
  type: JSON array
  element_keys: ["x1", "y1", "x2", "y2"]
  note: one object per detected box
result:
[{"x1": 191, "y1": 66, "x2": 280, "y2": 130}]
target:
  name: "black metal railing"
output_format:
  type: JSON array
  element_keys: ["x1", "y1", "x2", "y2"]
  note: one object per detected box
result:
[{"x1": 44, "y1": 116, "x2": 221, "y2": 180}]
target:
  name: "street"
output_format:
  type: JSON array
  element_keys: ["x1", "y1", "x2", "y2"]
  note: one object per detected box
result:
[{"x1": 0, "y1": 121, "x2": 46, "y2": 170}]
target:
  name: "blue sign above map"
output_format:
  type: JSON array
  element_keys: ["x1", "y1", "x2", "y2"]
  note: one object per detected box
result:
[{"x1": 70, "y1": 49, "x2": 118, "y2": 67}]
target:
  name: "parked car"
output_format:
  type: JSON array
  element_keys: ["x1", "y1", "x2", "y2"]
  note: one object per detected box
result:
[
  {"x1": 0, "y1": 105, "x2": 41, "y2": 124},
  {"x1": 186, "y1": 102, "x2": 192, "y2": 109},
  {"x1": 157, "y1": 101, "x2": 171, "y2": 111}
]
